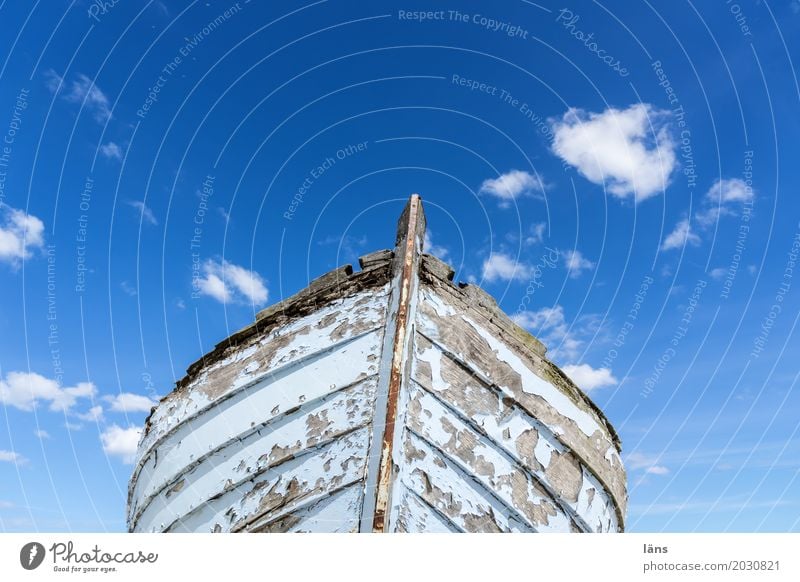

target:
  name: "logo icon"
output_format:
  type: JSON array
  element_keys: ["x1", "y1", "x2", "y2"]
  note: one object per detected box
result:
[{"x1": 20, "y1": 542, "x2": 46, "y2": 570}]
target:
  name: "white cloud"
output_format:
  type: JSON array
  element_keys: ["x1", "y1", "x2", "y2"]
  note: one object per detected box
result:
[
  {"x1": 563, "y1": 249, "x2": 595, "y2": 278},
  {"x1": 127, "y1": 200, "x2": 158, "y2": 226},
  {"x1": 44, "y1": 69, "x2": 63, "y2": 93},
  {"x1": 551, "y1": 104, "x2": 675, "y2": 201},
  {"x1": 694, "y1": 206, "x2": 731, "y2": 229},
  {"x1": 512, "y1": 304, "x2": 600, "y2": 362},
  {"x1": 104, "y1": 393, "x2": 157, "y2": 413},
  {"x1": 423, "y1": 230, "x2": 449, "y2": 260},
  {"x1": 562, "y1": 363, "x2": 618, "y2": 392},
  {"x1": 525, "y1": 222, "x2": 547, "y2": 245},
  {"x1": 0, "y1": 450, "x2": 26, "y2": 465},
  {"x1": 481, "y1": 252, "x2": 531, "y2": 282},
  {"x1": 34, "y1": 430, "x2": 50, "y2": 439},
  {"x1": 709, "y1": 267, "x2": 726, "y2": 281},
  {"x1": 100, "y1": 425, "x2": 141, "y2": 464},
  {"x1": 626, "y1": 451, "x2": 669, "y2": 476},
  {"x1": 479, "y1": 170, "x2": 545, "y2": 206},
  {"x1": 76, "y1": 405, "x2": 103, "y2": 422},
  {"x1": 512, "y1": 305, "x2": 568, "y2": 332},
  {"x1": 0, "y1": 206, "x2": 45, "y2": 264},
  {"x1": 198, "y1": 259, "x2": 269, "y2": 305},
  {"x1": 221, "y1": 262, "x2": 268, "y2": 304},
  {"x1": 661, "y1": 218, "x2": 701, "y2": 251},
  {"x1": 47, "y1": 71, "x2": 112, "y2": 123},
  {"x1": 99, "y1": 142, "x2": 123, "y2": 160},
  {"x1": 120, "y1": 281, "x2": 137, "y2": 297},
  {"x1": 513, "y1": 305, "x2": 578, "y2": 359},
  {"x1": 708, "y1": 178, "x2": 753, "y2": 204},
  {"x1": 664, "y1": 178, "x2": 757, "y2": 252},
  {"x1": 198, "y1": 272, "x2": 230, "y2": 303},
  {"x1": 694, "y1": 178, "x2": 755, "y2": 228},
  {"x1": 0, "y1": 371, "x2": 96, "y2": 412}
]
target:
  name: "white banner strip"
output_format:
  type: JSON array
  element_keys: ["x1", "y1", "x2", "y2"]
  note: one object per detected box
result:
[{"x1": 1, "y1": 533, "x2": 798, "y2": 580}]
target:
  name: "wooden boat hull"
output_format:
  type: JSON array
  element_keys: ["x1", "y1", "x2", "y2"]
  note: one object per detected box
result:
[{"x1": 128, "y1": 196, "x2": 626, "y2": 532}]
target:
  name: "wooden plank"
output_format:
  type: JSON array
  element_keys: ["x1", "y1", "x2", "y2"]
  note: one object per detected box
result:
[
  {"x1": 137, "y1": 286, "x2": 389, "y2": 460},
  {"x1": 415, "y1": 286, "x2": 626, "y2": 523},
  {"x1": 411, "y1": 333, "x2": 619, "y2": 531},
  {"x1": 166, "y1": 427, "x2": 370, "y2": 533},
  {"x1": 393, "y1": 483, "x2": 460, "y2": 533},
  {"x1": 129, "y1": 329, "x2": 383, "y2": 525},
  {"x1": 402, "y1": 384, "x2": 575, "y2": 532},
  {"x1": 133, "y1": 378, "x2": 377, "y2": 531},
  {"x1": 250, "y1": 484, "x2": 363, "y2": 533},
  {"x1": 396, "y1": 430, "x2": 539, "y2": 532}
]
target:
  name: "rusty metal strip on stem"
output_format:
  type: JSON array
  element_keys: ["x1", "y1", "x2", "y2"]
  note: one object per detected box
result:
[{"x1": 372, "y1": 194, "x2": 421, "y2": 532}]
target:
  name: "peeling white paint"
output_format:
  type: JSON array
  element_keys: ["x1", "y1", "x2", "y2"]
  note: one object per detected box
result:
[
  {"x1": 133, "y1": 379, "x2": 377, "y2": 531},
  {"x1": 131, "y1": 329, "x2": 383, "y2": 516},
  {"x1": 168, "y1": 427, "x2": 370, "y2": 533},
  {"x1": 464, "y1": 316, "x2": 602, "y2": 439},
  {"x1": 137, "y1": 286, "x2": 389, "y2": 461},
  {"x1": 130, "y1": 213, "x2": 626, "y2": 533},
  {"x1": 253, "y1": 484, "x2": 364, "y2": 533}
]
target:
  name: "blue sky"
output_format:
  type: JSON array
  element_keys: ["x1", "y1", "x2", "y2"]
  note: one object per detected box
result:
[{"x1": 1, "y1": 0, "x2": 799, "y2": 532}]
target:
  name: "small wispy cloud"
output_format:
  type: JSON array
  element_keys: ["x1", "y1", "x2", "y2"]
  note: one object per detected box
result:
[
  {"x1": 44, "y1": 69, "x2": 63, "y2": 93},
  {"x1": 99, "y1": 141, "x2": 123, "y2": 160},
  {"x1": 662, "y1": 178, "x2": 755, "y2": 251},
  {"x1": 710, "y1": 178, "x2": 754, "y2": 204},
  {"x1": 512, "y1": 304, "x2": 596, "y2": 362},
  {"x1": 626, "y1": 451, "x2": 670, "y2": 476},
  {"x1": 197, "y1": 259, "x2": 269, "y2": 305},
  {"x1": 103, "y1": 393, "x2": 156, "y2": 413},
  {"x1": 127, "y1": 200, "x2": 158, "y2": 226},
  {"x1": 0, "y1": 371, "x2": 96, "y2": 413},
  {"x1": 120, "y1": 281, "x2": 137, "y2": 297},
  {"x1": 481, "y1": 252, "x2": 532, "y2": 282},
  {"x1": 45, "y1": 70, "x2": 112, "y2": 123},
  {"x1": 75, "y1": 405, "x2": 104, "y2": 423},
  {"x1": 525, "y1": 222, "x2": 547, "y2": 245},
  {"x1": 708, "y1": 267, "x2": 727, "y2": 281},
  {"x1": 100, "y1": 425, "x2": 141, "y2": 464},
  {"x1": 0, "y1": 206, "x2": 45, "y2": 265},
  {"x1": 424, "y1": 230, "x2": 449, "y2": 260},
  {"x1": 661, "y1": 218, "x2": 701, "y2": 251},
  {"x1": 562, "y1": 363, "x2": 617, "y2": 392},
  {"x1": 0, "y1": 450, "x2": 27, "y2": 465},
  {"x1": 563, "y1": 249, "x2": 595, "y2": 278},
  {"x1": 480, "y1": 170, "x2": 546, "y2": 207}
]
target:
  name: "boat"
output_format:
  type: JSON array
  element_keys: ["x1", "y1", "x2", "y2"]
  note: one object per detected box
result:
[{"x1": 127, "y1": 194, "x2": 627, "y2": 533}]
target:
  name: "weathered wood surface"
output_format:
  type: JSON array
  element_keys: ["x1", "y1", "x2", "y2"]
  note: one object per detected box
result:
[
  {"x1": 128, "y1": 195, "x2": 626, "y2": 532},
  {"x1": 129, "y1": 285, "x2": 390, "y2": 532}
]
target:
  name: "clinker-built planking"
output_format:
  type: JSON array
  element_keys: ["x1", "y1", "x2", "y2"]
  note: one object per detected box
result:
[{"x1": 128, "y1": 195, "x2": 627, "y2": 533}]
